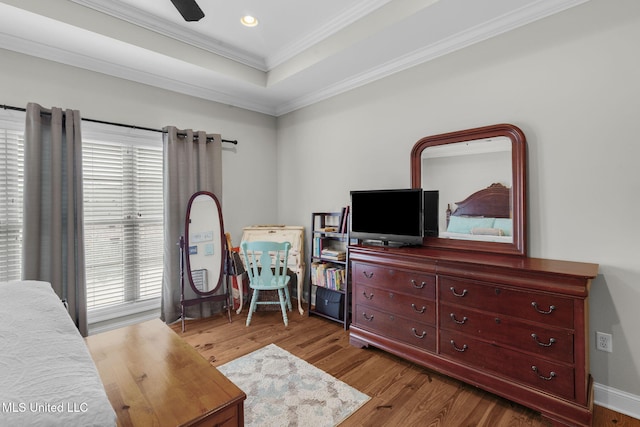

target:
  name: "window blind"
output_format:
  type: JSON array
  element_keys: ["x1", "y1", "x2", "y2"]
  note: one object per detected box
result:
[
  {"x1": 0, "y1": 110, "x2": 25, "y2": 282},
  {"x1": 82, "y1": 125, "x2": 163, "y2": 314},
  {"x1": 0, "y1": 112, "x2": 163, "y2": 317}
]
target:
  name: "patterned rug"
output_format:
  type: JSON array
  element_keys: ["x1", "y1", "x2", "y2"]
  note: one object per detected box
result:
[{"x1": 218, "y1": 344, "x2": 370, "y2": 426}]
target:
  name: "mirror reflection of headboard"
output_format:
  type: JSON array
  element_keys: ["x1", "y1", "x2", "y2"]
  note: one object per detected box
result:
[
  {"x1": 411, "y1": 124, "x2": 527, "y2": 256},
  {"x1": 442, "y1": 183, "x2": 513, "y2": 244},
  {"x1": 448, "y1": 183, "x2": 510, "y2": 220}
]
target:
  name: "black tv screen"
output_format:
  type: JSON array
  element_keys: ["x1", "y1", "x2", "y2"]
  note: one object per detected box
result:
[{"x1": 350, "y1": 188, "x2": 423, "y2": 246}]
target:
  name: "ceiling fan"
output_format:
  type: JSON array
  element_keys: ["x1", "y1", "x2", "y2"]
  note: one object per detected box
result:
[{"x1": 170, "y1": 0, "x2": 205, "y2": 22}]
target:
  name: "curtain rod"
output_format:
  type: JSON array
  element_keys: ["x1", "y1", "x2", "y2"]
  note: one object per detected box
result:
[{"x1": 1, "y1": 104, "x2": 238, "y2": 145}]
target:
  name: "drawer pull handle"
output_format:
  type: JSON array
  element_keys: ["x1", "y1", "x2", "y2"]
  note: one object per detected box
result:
[
  {"x1": 363, "y1": 271, "x2": 374, "y2": 279},
  {"x1": 450, "y1": 313, "x2": 468, "y2": 324},
  {"x1": 412, "y1": 304, "x2": 426, "y2": 314},
  {"x1": 411, "y1": 279, "x2": 426, "y2": 289},
  {"x1": 450, "y1": 287, "x2": 468, "y2": 297},
  {"x1": 362, "y1": 313, "x2": 374, "y2": 321},
  {"x1": 412, "y1": 328, "x2": 426, "y2": 339},
  {"x1": 531, "y1": 302, "x2": 556, "y2": 315},
  {"x1": 531, "y1": 366, "x2": 556, "y2": 381},
  {"x1": 531, "y1": 333, "x2": 556, "y2": 347},
  {"x1": 363, "y1": 291, "x2": 374, "y2": 300},
  {"x1": 450, "y1": 340, "x2": 468, "y2": 352}
]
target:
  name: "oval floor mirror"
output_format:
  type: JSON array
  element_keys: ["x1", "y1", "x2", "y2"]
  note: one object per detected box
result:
[{"x1": 180, "y1": 191, "x2": 231, "y2": 332}]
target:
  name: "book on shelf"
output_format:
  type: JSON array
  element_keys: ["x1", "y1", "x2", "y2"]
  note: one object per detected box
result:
[
  {"x1": 313, "y1": 236, "x2": 321, "y2": 257},
  {"x1": 313, "y1": 236, "x2": 346, "y2": 260},
  {"x1": 320, "y1": 248, "x2": 346, "y2": 261},
  {"x1": 311, "y1": 262, "x2": 346, "y2": 291},
  {"x1": 339, "y1": 206, "x2": 350, "y2": 234}
]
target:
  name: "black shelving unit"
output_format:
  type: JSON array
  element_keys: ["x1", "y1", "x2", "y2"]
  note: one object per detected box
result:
[{"x1": 308, "y1": 211, "x2": 351, "y2": 329}]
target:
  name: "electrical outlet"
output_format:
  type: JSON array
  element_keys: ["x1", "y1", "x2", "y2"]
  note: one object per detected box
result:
[{"x1": 596, "y1": 332, "x2": 613, "y2": 353}]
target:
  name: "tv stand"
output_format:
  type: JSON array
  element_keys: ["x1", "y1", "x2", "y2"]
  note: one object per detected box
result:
[
  {"x1": 362, "y1": 239, "x2": 416, "y2": 248},
  {"x1": 349, "y1": 244, "x2": 598, "y2": 427}
]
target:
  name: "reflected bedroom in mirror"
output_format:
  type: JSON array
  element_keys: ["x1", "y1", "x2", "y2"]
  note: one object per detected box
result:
[
  {"x1": 423, "y1": 137, "x2": 512, "y2": 242},
  {"x1": 411, "y1": 123, "x2": 527, "y2": 256}
]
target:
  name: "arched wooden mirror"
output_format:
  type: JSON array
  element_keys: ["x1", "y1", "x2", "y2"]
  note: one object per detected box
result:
[
  {"x1": 180, "y1": 191, "x2": 231, "y2": 331},
  {"x1": 410, "y1": 123, "x2": 527, "y2": 256}
]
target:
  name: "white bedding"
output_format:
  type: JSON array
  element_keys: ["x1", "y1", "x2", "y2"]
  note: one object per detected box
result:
[
  {"x1": 439, "y1": 231, "x2": 513, "y2": 243},
  {"x1": 0, "y1": 280, "x2": 116, "y2": 426}
]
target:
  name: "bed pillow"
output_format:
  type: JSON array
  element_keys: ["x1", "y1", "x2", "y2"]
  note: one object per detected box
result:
[
  {"x1": 447, "y1": 216, "x2": 495, "y2": 234},
  {"x1": 471, "y1": 227, "x2": 504, "y2": 236},
  {"x1": 494, "y1": 218, "x2": 513, "y2": 236}
]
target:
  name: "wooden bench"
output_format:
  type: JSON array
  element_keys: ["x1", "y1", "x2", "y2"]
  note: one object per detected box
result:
[{"x1": 86, "y1": 319, "x2": 245, "y2": 426}]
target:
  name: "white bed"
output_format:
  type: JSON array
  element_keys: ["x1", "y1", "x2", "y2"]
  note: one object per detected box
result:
[
  {"x1": 439, "y1": 230, "x2": 513, "y2": 243},
  {"x1": 441, "y1": 183, "x2": 514, "y2": 243},
  {"x1": 0, "y1": 280, "x2": 116, "y2": 426}
]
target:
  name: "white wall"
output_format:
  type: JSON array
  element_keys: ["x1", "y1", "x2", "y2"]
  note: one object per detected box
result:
[
  {"x1": 0, "y1": 48, "x2": 278, "y2": 243},
  {"x1": 277, "y1": 0, "x2": 640, "y2": 408}
]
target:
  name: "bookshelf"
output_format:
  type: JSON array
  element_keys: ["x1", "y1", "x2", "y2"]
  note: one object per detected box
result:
[{"x1": 308, "y1": 211, "x2": 351, "y2": 329}]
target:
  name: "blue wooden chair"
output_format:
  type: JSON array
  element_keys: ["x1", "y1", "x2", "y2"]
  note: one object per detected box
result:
[{"x1": 240, "y1": 241, "x2": 292, "y2": 326}]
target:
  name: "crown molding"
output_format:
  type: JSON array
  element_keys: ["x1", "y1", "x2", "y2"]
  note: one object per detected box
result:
[
  {"x1": 69, "y1": 0, "x2": 392, "y2": 73},
  {"x1": 265, "y1": 0, "x2": 393, "y2": 70},
  {"x1": 0, "y1": 31, "x2": 278, "y2": 116},
  {"x1": 275, "y1": 0, "x2": 590, "y2": 116},
  {"x1": 69, "y1": 0, "x2": 267, "y2": 71}
]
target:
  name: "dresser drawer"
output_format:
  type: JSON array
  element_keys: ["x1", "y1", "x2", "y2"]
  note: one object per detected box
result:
[
  {"x1": 440, "y1": 302, "x2": 574, "y2": 364},
  {"x1": 440, "y1": 330, "x2": 575, "y2": 400},
  {"x1": 354, "y1": 284, "x2": 436, "y2": 325},
  {"x1": 352, "y1": 263, "x2": 435, "y2": 300},
  {"x1": 354, "y1": 304, "x2": 436, "y2": 352},
  {"x1": 439, "y1": 276, "x2": 574, "y2": 328}
]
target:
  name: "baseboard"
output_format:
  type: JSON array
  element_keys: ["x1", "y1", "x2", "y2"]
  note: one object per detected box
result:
[{"x1": 594, "y1": 382, "x2": 640, "y2": 420}]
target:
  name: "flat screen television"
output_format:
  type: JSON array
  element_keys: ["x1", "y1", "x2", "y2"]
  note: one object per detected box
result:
[{"x1": 350, "y1": 188, "x2": 424, "y2": 246}]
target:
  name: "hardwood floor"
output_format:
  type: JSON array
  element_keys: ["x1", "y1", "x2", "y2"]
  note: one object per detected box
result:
[{"x1": 170, "y1": 307, "x2": 639, "y2": 427}]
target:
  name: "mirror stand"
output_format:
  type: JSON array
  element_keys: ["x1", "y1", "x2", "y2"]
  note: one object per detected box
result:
[
  {"x1": 179, "y1": 191, "x2": 233, "y2": 332},
  {"x1": 179, "y1": 235, "x2": 232, "y2": 332}
]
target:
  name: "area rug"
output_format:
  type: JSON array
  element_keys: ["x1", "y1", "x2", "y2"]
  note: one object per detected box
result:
[{"x1": 218, "y1": 344, "x2": 370, "y2": 426}]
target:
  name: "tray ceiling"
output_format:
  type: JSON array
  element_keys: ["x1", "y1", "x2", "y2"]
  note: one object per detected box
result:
[{"x1": 0, "y1": 0, "x2": 588, "y2": 116}]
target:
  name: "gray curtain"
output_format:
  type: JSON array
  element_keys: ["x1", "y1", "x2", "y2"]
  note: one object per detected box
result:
[
  {"x1": 22, "y1": 102, "x2": 88, "y2": 336},
  {"x1": 161, "y1": 127, "x2": 223, "y2": 323}
]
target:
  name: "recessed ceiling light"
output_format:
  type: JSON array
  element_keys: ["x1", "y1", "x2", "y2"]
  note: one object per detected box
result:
[{"x1": 241, "y1": 15, "x2": 259, "y2": 27}]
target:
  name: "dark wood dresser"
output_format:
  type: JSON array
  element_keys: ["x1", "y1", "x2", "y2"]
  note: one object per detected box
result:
[{"x1": 349, "y1": 244, "x2": 598, "y2": 427}]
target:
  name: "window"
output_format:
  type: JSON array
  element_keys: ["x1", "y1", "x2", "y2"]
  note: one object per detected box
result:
[
  {"x1": 0, "y1": 109, "x2": 25, "y2": 282},
  {"x1": 0, "y1": 113, "x2": 163, "y2": 320},
  {"x1": 82, "y1": 123, "x2": 163, "y2": 320}
]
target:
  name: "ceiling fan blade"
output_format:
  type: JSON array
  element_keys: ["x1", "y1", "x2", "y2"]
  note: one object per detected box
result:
[{"x1": 170, "y1": 0, "x2": 205, "y2": 22}]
